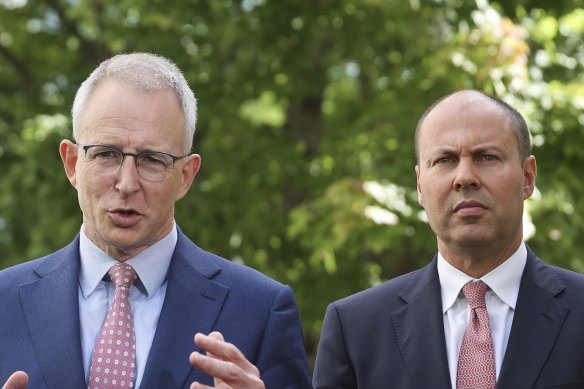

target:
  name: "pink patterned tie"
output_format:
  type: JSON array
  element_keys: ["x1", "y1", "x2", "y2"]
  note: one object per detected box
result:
[
  {"x1": 456, "y1": 281, "x2": 496, "y2": 389},
  {"x1": 89, "y1": 263, "x2": 138, "y2": 388}
]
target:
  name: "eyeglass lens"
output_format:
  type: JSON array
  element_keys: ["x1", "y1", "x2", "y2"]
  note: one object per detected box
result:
[{"x1": 84, "y1": 146, "x2": 174, "y2": 181}]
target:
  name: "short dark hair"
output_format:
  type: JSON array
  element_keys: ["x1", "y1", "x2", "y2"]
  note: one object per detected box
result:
[{"x1": 414, "y1": 90, "x2": 531, "y2": 164}]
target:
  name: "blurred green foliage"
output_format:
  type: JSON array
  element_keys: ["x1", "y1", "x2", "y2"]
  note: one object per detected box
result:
[{"x1": 2, "y1": 0, "x2": 584, "y2": 360}]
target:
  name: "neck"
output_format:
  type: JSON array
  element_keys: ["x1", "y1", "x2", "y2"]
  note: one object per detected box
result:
[{"x1": 438, "y1": 239, "x2": 522, "y2": 278}]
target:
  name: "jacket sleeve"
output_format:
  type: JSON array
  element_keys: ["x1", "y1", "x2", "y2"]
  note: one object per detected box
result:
[
  {"x1": 255, "y1": 285, "x2": 312, "y2": 389},
  {"x1": 313, "y1": 302, "x2": 357, "y2": 388}
]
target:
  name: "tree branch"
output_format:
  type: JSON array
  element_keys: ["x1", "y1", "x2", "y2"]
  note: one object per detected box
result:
[{"x1": 0, "y1": 44, "x2": 31, "y2": 80}]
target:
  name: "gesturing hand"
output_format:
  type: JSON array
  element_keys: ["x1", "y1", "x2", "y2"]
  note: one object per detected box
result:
[{"x1": 189, "y1": 331, "x2": 265, "y2": 389}]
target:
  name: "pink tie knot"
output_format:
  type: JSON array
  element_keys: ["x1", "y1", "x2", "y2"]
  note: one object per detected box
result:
[
  {"x1": 462, "y1": 281, "x2": 489, "y2": 309},
  {"x1": 109, "y1": 263, "x2": 137, "y2": 289}
]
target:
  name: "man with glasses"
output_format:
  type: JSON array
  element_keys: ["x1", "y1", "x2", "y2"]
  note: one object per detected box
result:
[{"x1": 0, "y1": 53, "x2": 311, "y2": 389}]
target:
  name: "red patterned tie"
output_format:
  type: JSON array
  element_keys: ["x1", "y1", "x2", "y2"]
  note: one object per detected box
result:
[
  {"x1": 89, "y1": 263, "x2": 138, "y2": 388},
  {"x1": 456, "y1": 281, "x2": 496, "y2": 389}
]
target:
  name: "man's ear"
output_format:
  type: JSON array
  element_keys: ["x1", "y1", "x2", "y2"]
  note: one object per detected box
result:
[
  {"x1": 60, "y1": 140, "x2": 79, "y2": 188},
  {"x1": 523, "y1": 155, "x2": 537, "y2": 199},
  {"x1": 415, "y1": 165, "x2": 424, "y2": 207},
  {"x1": 175, "y1": 153, "x2": 201, "y2": 201}
]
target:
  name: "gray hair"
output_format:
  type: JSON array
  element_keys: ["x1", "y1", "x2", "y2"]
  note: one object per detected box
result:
[{"x1": 71, "y1": 52, "x2": 197, "y2": 154}]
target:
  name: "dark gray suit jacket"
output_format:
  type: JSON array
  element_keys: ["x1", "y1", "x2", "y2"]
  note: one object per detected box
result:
[
  {"x1": 313, "y1": 246, "x2": 584, "y2": 388},
  {"x1": 0, "y1": 227, "x2": 311, "y2": 388}
]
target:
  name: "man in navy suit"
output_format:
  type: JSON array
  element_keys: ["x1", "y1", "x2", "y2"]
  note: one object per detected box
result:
[
  {"x1": 0, "y1": 53, "x2": 311, "y2": 389},
  {"x1": 313, "y1": 90, "x2": 584, "y2": 388}
]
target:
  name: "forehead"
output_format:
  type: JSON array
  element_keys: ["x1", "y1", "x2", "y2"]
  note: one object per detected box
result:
[
  {"x1": 78, "y1": 80, "x2": 184, "y2": 147},
  {"x1": 418, "y1": 95, "x2": 517, "y2": 153}
]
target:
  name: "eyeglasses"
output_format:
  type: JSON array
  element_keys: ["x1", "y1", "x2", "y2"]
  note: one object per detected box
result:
[{"x1": 78, "y1": 144, "x2": 188, "y2": 182}]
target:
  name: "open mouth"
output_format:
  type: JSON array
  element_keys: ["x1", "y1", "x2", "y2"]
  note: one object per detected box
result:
[
  {"x1": 110, "y1": 209, "x2": 142, "y2": 226},
  {"x1": 111, "y1": 208, "x2": 142, "y2": 218}
]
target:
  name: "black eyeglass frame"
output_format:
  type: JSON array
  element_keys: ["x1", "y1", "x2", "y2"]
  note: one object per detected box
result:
[
  {"x1": 79, "y1": 144, "x2": 188, "y2": 166},
  {"x1": 77, "y1": 143, "x2": 190, "y2": 181}
]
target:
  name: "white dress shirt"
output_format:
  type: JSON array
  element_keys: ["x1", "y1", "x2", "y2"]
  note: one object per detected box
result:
[
  {"x1": 438, "y1": 242, "x2": 527, "y2": 389},
  {"x1": 78, "y1": 224, "x2": 176, "y2": 388}
]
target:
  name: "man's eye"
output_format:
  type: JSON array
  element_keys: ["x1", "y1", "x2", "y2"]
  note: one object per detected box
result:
[
  {"x1": 141, "y1": 154, "x2": 168, "y2": 166},
  {"x1": 436, "y1": 157, "x2": 454, "y2": 164},
  {"x1": 94, "y1": 150, "x2": 119, "y2": 159}
]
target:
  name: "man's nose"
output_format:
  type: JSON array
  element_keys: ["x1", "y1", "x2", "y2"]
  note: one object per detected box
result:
[
  {"x1": 114, "y1": 156, "x2": 141, "y2": 193},
  {"x1": 453, "y1": 159, "x2": 480, "y2": 190}
]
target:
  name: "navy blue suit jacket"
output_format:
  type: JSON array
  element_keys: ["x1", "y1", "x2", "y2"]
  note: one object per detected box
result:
[
  {"x1": 0, "y1": 227, "x2": 311, "y2": 388},
  {"x1": 313, "y1": 246, "x2": 584, "y2": 388}
]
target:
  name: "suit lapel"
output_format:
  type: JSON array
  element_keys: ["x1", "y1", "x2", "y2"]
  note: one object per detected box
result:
[
  {"x1": 19, "y1": 239, "x2": 87, "y2": 388},
  {"x1": 391, "y1": 258, "x2": 452, "y2": 389},
  {"x1": 498, "y1": 250, "x2": 569, "y2": 388},
  {"x1": 140, "y1": 231, "x2": 228, "y2": 389}
]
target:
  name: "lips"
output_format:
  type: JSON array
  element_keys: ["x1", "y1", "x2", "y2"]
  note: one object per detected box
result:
[
  {"x1": 454, "y1": 200, "x2": 487, "y2": 216},
  {"x1": 112, "y1": 207, "x2": 141, "y2": 215},
  {"x1": 109, "y1": 208, "x2": 143, "y2": 226},
  {"x1": 454, "y1": 200, "x2": 486, "y2": 212}
]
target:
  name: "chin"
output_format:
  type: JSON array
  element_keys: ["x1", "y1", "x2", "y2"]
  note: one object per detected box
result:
[
  {"x1": 455, "y1": 233, "x2": 496, "y2": 247},
  {"x1": 449, "y1": 230, "x2": 494, "y2": 246},
  {"x1": 106, "y1": 233, "x2": 142, "y2": 249}
]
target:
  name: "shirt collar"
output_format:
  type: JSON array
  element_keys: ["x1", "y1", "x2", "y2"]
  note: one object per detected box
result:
[
  {"x1": 79, "y1": 224, "x2": 177, "y2": 299},
  {"x1": 438, "y1": 242, "x2": 527, "y2": 314}
]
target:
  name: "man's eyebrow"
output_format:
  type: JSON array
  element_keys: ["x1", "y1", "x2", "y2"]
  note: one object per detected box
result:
[
  {"x1": 428, "y1": 144, "x2": 502, "y2": 154},
  {"x1": 468, "y1": 144, "x2": 502, "y2": 154},
  {"x1": 426, "y1": 146, "x2": 457, "y2": 156}
]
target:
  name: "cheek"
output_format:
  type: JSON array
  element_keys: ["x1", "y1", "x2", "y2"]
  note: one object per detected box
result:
[
  {"x1": 423, "y1": 191, "x2": 450, "y2": 223},
  {"x1": 75, "y1": 163, "x2": 95, "y2": 190},
  {"x1": 420, "y1": 178, "x2": 446, "y2": 204},
  {"x1": 157, "y1": 186, "x2": 180, "y2": 206},
  {"x1": 144, "y1": 180, "x2": 179, "y2": 208},
  {"x1": 165, "y1": 171, "x2": 187, "y2": 200},
  {"x1": 494, "y1": 173, "x2": 524, "y2": 199},
  {"x1": 76, "y1": 172, "x2": 109, "y2": 205}
]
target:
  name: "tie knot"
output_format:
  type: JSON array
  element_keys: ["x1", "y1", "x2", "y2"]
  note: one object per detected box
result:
[
  {"x1": 108, "y1": 263, "x2": 137, "y2": 288},
  {"x1": 462, "y1": 280, "x2": 488, "y2": 309}
]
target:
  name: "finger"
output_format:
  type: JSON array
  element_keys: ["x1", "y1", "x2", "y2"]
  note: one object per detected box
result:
[
  {"x1": 208, "y1": 331, "x2": 224, "y2": 342},
  {"x1": 206, "y1": 331, "x2": 224, "y2": 360},
  {"x1": 190, "y1": 382, "x2": 213, "y2": 389},
  {"x1": 2, "y1": 371, "x2": 28, "y2": 389},
  {"x1": 190, "y1": 350, "x2": 239, "y2": 381},
  {"x1": 194, "y1": 332, "x2": 256, "y2": 373},
  {"x1": 190, "y1": 350, "x2": 265, "y2": 389}
]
